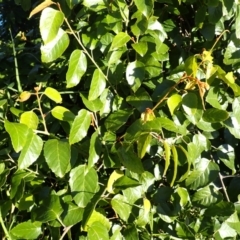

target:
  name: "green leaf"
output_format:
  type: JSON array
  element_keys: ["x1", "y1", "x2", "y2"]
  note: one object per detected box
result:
[
  {"x1": 69, "y1": 109, "x2": 92, "y2": 145},
  {"x1": 66, "y1": 50, "x2": 87, "y2": 88},
  {"x1": 203, "y1": 108, "x2": 229, "y2": 123},
  {"x1": 105, "y1": 109, "x2": 132, "y2": 132},
  {"x1": 134, "y1": 0, "x2": 153, "y2": 18},
  {"x1": 18, "y1": 130, "x2": 43, "y2": 169},
  {"x1": 51, "y1": 106, "x2": 75, "y2": 121},
  {"x1": 32, "y1": 194, "x2": 63, "y2": 222},
  {"x1": 110, "y1": 32, "x2": 131, "y2": 50},
  {"x1": 4, "y1": 121, "x2": 29, "y2": 152},
  {"x1": 10, "y1": 221, "x2": 42, "y2": 239},
  {"x1": 126, "y1": 88, "x2": 152, "y2": 113},
  {"x1": 167, "y1": 93, "x2": 182, "y2": 115},
  {"x1": 41, "y1": 28, "x2": 69, "y2": 63},
  {"x1": 176, "y1": 222, "x2": 194, "y2": 238},
  {"x1": 182, "y1": 92, "x2": 198, "y2": 116},
  {"x1": 137, "y1": 133, "x2": 152, "y2": 159},
  {"x1": 20, "y1": 111, "x2": 39, "y2": 130},
  {"x1": 44, "y1": 87, "x2": 62, "y2": 103},
  {"x1": 88, "y1": 131, "x2": 102, "y2": 168},
  {"x1": 186, "y1": 158, "x2": 219, "y2": 190},
  {"x1": 126, "y1": 61, "x2": 145, "y2": 92},
  {"x1": 204, "y1": 201, "x2": 235, "y2": 217},
  {"x1": 88, "y1": 222, "x2": 109, "y2": 240},
  {"x1": 217, "y1": 144, "x2": 236, "y2": 174},
  {"x1": 113, "y1": 176, "x2": 141, "y2": 190},
  {"x1": 111, "y1": 194, "x2": 132, "y2": 222},
  {"x1": 62, "y1": 203, "x2": 84, "y2": 226},
  {"x1": 170, "y1": 145, "x2": 178, "y2": 187},
  {"x1": 44, "y1": 139, "x2": 71, "y2": 178},
  {"x1": 118, "y1": 146, "x2": 144, "y2": 174},
  {"x1": 80, "y1": 93, "x2": 104, "y2": 112},
  {"x1": 185, "y1": 56, "x2": 198, "y2": 77},
  {"x1": 192, "y1": 184, "x2": 222, "y2": 207},
  {"x1": 88, "y1": 69, "x2": 106, "y2": 101},
  {"x1": 69, "y1": 165, "x2": 99, "y2": 207},
  {"x1": 40, "y1": 7, "x2": 64, "y2": 44},
  {"x1": 84, "y1": 210, "x2": 111, "y2": 231},
  {"x1": 131, "y1": 42, "x2": 148, "y2": 57}
]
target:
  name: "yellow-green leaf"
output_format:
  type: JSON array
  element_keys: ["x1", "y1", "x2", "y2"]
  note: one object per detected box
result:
[
  {"x1": 20, "y1": 111, "x2": 39, "y2": 130},
  {"x1": 44, "y1": 87, "x2": 62, "y2": 103}
]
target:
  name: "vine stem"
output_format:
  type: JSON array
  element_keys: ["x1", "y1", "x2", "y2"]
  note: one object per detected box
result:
[
  {"x1": 57, "y1": 3, "x2": 118, "y2": 95},
  {"x1": 219, "y1": 173, "x2": 230, "y2": 202},
  {"x1": 0, "y1": 209, "x2": 12, "y2": 240}
]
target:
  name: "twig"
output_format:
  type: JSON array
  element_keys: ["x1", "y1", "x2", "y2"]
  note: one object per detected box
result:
[
  {"x1": 219, "y1": 172, "x2": 230, "y2": 202},
  {"x1": 56, "y1": 3, "x2": 118, "y2": 95},
  {"x1": 9, "y1": 29, "x2": 22, "y2": 93}
]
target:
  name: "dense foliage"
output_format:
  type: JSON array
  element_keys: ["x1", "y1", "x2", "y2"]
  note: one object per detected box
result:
[{"x1": 1, "y1": 0, "x2": 240, "y2": 239}]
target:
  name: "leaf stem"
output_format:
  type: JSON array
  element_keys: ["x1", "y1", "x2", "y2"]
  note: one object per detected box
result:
[
  {"x1": 59, "y1": 226, "x2": 72, "y2": 240},
  {"x1": 0, "y1": 209, "x2": 12, "y2": 240}
]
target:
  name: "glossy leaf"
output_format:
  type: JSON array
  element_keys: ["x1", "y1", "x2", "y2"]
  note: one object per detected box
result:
[
  {"x1": 89, "y1": 69, "x2": 106, "y2": 101},
  {"x1": 69, "y1": 109, "x2": 92, "y2": 145},
  {"x1": 66, "y1": 50, "x2": 87, "y2": 88},
  {"x1": 20, "y1": 111, "x2": 39, "y2": 130},
  {"x1": 41, "y1": 28, "x2": 69, "y2": 63},
  {"x1": 29, "y1": 0, "x2": 54, "y2": 19},
  {"x1": 69, "y1": 165, "x2": 99, "y2": 207},
  {"x1": 40, "y1": 7, "x2": 64, "y2": 44},
  {"x1": 18, "y1": 130, "x2": 43, "y2": 169},
  {"x1": 170, "y1": 145, "x2": 178, "y2": 187},
  {"x1": 44, "y1": 87, "x2": 62, "y2": 103},
  {"x1": 134, "y1": 0, "x2": 153, "y2": 18},
  {"x1": 44, "y1": 139, "x2": 71, "y2": 178}
]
